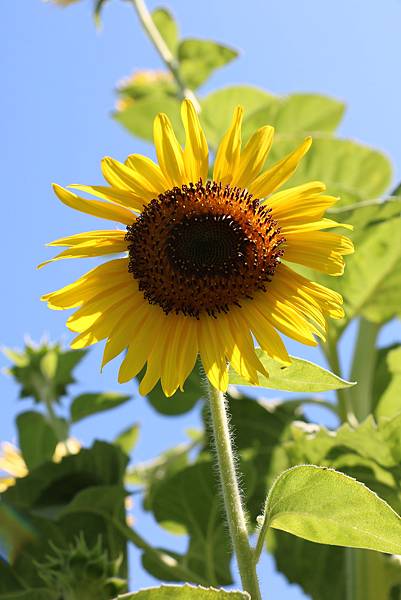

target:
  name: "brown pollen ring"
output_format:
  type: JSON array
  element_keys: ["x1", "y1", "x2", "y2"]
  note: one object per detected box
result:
[{"x1": 125, "y1": 180, "x2": 285, "y2": 318}]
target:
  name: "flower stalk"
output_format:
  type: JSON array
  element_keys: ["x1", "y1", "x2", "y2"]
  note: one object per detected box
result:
[
  {"x1": 207, "y1": 384, "x2": 262, "y2": 599},
  {"x1": 129, "y1": 0, "x2": 201, "y2": 111}
]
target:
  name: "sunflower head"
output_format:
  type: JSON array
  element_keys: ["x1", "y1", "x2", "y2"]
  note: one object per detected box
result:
[{"x1": 41, "y1": 99, "x2": 353, "y2": 396}]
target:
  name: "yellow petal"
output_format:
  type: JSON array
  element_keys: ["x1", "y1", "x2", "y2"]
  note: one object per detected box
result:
[
  {"x1": 42, "y1": 259, "x2": 129, "y2": 309},
  {"x1": 47, "y1": 230, "x2": 126, "y2": 247},
  {"x1": 181, "y1": 99, "x2": 209, "y2": 183},
  {"x1": 69, "y1": 184, "x2": 144, "y2": 212},
  {"x1": 66, "y1": 284, "x2": 134, "y2": 333},
  {"x1": 213, "y1": 106, "x2": 243, "y2": 186},
  {"x1": 52, "y1": 184, "x2": 135, "y2": 225},
  {"x1": 176, "y1": 319, "x2": 198, "y2": 392},
  {"x1": 125, "y1": 154, "x2": 169, "y2": 194},
  {"x1": 255, "y1": 294, "x2": 319, "y2": 346},
  {"x1": 233, "y1": 126, "x2": 274, "y2": 189},
  {"x1": 38, "y1": 238, "x2": 128, "y2": 269},
  {"x1": 249, "y1": 137, "x2": 312, "y2": 199},
  {"x1": 284, "y1": 231, "x2": 354, "y2": 276},
  {"x1": 153, "y1": 113, "x2": 186, "y2": 187},
  {"x1": 138, "y1": 317, "x2": 175, "y2": 396},
  {"x1": 242, "y1": 301, "x2": 291, "y2": 365},
  {"x1": 101, "y1": 157, "x2": 157, "y2": 202},
  {"x1": 104, "y1": 301, "x2": 157, "y2": 370},
  {"x1": 198, "y1": 317, "x2": 229, "y2": 392}
]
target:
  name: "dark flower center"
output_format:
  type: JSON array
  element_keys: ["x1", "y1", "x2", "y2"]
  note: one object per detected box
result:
[{"x1": 125, "y1": 180, "x2": 285, "y2": 318}]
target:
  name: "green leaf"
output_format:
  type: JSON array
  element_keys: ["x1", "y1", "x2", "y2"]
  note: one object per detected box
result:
[
  {"x1": 152, "y1": 8, "x2": 179, "y2": 55},
  {"x1": 178, "y1": 39, "x2": 238, "y2": 90},
  {"x1": 3, "y1": 342, "x2": 87, "y2": 404},
  {"x1": 151, "y1": 462, "x2": 232, "y2": 586},
  {"x1": 115, "y1": 94, "x2": 182, "y2": 143},
  {"x1": 270, "y1": 530, "x2": 401, "y2": 600},
  {"x1": 269, "y1": 136, "x2": 392, "y2": 205},
  {"x1": 242, "y1": 93, "x2": 345, "y2": 141},
  {"x1": 117, "y1": 584, "x2": 249, "y2": 599},
  {"x1": 263, "y1": 465, "x2": 401, "y2": 553},
  {"x1": 16, "y1": 411, "x2": 58, "y2": 470},
  {"x1": 3, "y1": 441, "x2": 128, "y2": 512},
  {"x1": 126, "y1": 440, "x2": 192, "y2": 510},
  {"x1": 200, "y1": 86, "x2": 276, "y2": 148},
  {"x1": 70, "y1": 392, "x2": 131, "y2": 423},
  {"x1": 141, "y1": 362, "x2": 204, "y2": 415},
  {"x1": 376, "y1": 347, "x2": 401, "y2": 418},
  {"x1": 328, "y1": 217, "x2": 401, "y2": 330},
  {"x1": 114, "y1": 423, "x2": 140, "y2": 454},
  {"x1": 329, "y1": 196, "x2": 401, "y2": 233},
  {"x1": 0, "y1": 588, "x2": 55, "y2": 600},
  {"x1": 228, "y1": 349, "x2": 354, "y2": 392}
]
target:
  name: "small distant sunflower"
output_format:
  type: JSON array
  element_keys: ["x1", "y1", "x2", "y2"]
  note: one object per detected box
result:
[{"x1": 41, "y1": 100, "x2": 353, "y2": 396}]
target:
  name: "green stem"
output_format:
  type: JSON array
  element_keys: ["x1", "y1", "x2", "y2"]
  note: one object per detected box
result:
[
  {"x1": 349, "y1": 317, "x2": 380, "y2": 421},
  {"x1": 207, "y1": 385, "x2": 262, "y2": 599},
  {"x1": 130, "y1": 0, "x2": 201, "y2": 112},
  {"x1": 346, "y1": 549, "x2": 393, "y2": 600}
]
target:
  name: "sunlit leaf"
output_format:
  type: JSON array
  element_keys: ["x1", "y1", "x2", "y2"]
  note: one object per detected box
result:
[
  {"x1": 242, "y1": 93, "x2": 345, "y2": 140},
  {"x1": 70, "y1": 392, "x2": 131, "y2": 423},
  {"x1": 263, "y1": 465, "x2": 401, "y2": 553},
  {"x1": 229, "y1": 349, "x2": 354, "y2": 392},
  {"x1": 269, "y1": 136, "x2": 392, "y2": 205},
  {"x1": 178, "y1": 39, "x2": 238, "y2": 90},
  {"x1": 117, "y1": 584, "x2": 249, "y2": 599}
]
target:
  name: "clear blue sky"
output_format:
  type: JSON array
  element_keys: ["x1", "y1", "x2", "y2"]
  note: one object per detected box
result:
[{"x1": 1, "y1": 0, "x2": 401, "y2": 597}]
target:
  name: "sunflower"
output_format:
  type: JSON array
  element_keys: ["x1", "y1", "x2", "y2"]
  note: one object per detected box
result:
[{"x1": 41, "y1": 100, "x2": 353, "y2": 396}]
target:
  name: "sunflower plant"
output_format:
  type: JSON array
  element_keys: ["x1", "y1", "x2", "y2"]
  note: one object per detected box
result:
[{"x1": 2, "y1": 1, "x2": 401, "y2": 600}]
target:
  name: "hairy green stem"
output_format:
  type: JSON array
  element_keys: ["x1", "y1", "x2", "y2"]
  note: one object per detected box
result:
[
  {"x1": 349, "y1": 317, "x2": 380, "y2": 421},
  {"x1": 207, "y1": 385, "x2": 262, "y2": 599},
  {"x1": 130, "y1": 0, "x2": 201, "y2": 111}
]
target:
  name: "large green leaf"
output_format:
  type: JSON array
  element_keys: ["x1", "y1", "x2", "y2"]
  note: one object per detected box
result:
[
  {"x1": 242, "y1": 93, "x2": 345, "y2": 140},
  {"x1": 268, "y1": 136, "x2": 392, "y2": 205},
  {"x1": 117, "y1": 585, "x2": 249, "y2": 599},
  {"x1": 178, "y1": 39, "x2": 238, "y2": 90},
  {"x1": 152, "y1": 7, "x2": 179, "y2": 55},
  {"x1": 271, "y1": 530, "x2": 401, "y2": 600},
  {"x1": 263, "y1": 465, "x2": 401, "y2": 553},
  {"x1": 327, "y1": 216, "x2": 401, "y2": 329},
  {"x1": 16, "y1": 411, "x2": 58, "y2": 470},
  {"x1": 70, "y1": 392, "x2": 131, "y2": 423},
  {"x1": 228, "y1": 349, "x2": 354, "y2": 392},
  {"x1": 150, "y1": 462, "x2": 232, "y2": 586}
]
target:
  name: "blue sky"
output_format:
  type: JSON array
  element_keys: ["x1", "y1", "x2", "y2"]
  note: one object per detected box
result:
[{"x1": 1, "y1": 0, "x2": 401, "y2": 597}]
